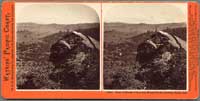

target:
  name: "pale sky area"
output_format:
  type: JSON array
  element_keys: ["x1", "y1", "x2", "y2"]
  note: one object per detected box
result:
[
  {"x1": 103, "y1": 3, "x2": 187, "y2": 24},
  {"x1": 16, "y1": 3, "x2": 100, "y2": 24},
  {"x1": 16, "y1": 3, "x2": 187, "y2": 24}
]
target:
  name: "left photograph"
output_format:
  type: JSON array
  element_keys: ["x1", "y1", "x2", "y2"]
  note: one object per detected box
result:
[{"x1": 16, "y1": 3, "x2": 100, "y2": 90}]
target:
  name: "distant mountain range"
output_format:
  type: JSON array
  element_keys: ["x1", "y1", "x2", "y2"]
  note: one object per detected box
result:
[
  {"x1": 17, "y1": 23, "x2": 100, "y2": 44},
  {"x1": 104, "y1": 22, "x2": 186, "y2": 43},
  {"x1": 17, "y1": 22, "x2": 186, "y2": 44}
]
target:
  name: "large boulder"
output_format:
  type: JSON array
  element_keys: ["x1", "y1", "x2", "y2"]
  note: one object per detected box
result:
[
  {"x1": 135, "y1": 31, "x2": 186, "y2": 90},
  {"x1": 49, "y1": 31, "x2": 99, "y2": 89}
]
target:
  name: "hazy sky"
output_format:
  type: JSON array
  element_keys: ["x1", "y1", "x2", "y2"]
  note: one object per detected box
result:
[
  {"x1": 16, "y1": 3, "x2": 100, "y2": 24},
  {"x1": 16, "y1": 3, "x2": 187, "y2": 24},
  {"x1": 103, "y1": 3, "x2": 187, "y2": 24}
]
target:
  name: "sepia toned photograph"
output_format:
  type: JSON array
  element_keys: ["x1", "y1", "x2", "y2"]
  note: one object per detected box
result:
[
  {"x1": 2, "y1": 1, "x2": 199, "y2": 99},
  {"x1": 103, "y1": 3, "x2": 187, "y2": 90},
  {"x1": 16, "y1": 3, "x2": 100, "y2": 90}
]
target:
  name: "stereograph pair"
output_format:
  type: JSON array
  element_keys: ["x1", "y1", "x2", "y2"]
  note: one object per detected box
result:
[
  {"x1": 15, "y1": 3, "x2": 187, "y2": 90},
  {"x1": 1, "y1": 1, "x2": 199, "y2": 99}
]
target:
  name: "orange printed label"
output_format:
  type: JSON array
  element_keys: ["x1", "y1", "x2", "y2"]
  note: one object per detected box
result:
[{"x1": 1, "y1": 1, "x2": 199, "y2": 99}]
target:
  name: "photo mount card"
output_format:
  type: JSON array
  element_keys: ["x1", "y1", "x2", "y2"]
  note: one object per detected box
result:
[{"x1": 1, "y1": 1, "x2": 199, "y2": 99}]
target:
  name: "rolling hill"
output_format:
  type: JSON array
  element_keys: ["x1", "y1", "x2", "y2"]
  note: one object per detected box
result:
[
  {"x1": 16, "y1": 22, "x2": 100, "y2": 89},
  {"x1": 104, "y1": 23, "x2": 187, "y2": 89}
]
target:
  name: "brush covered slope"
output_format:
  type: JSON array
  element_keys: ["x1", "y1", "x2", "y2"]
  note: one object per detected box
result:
[{"x1": 104, "y1": 23, "x2": 186, "y2": 90}]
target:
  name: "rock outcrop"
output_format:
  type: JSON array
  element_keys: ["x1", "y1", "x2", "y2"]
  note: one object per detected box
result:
[
  {"x1": 49, "y1": 31, "x2": 99, "y2": 89},
  {"x1": 135, "y1": 31, "x2": 186, "y2": 90}
]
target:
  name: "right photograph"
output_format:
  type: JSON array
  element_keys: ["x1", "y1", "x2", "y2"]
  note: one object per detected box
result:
[{"x1": 103, "y1": 3, "x2": 187, "y2": 90}]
